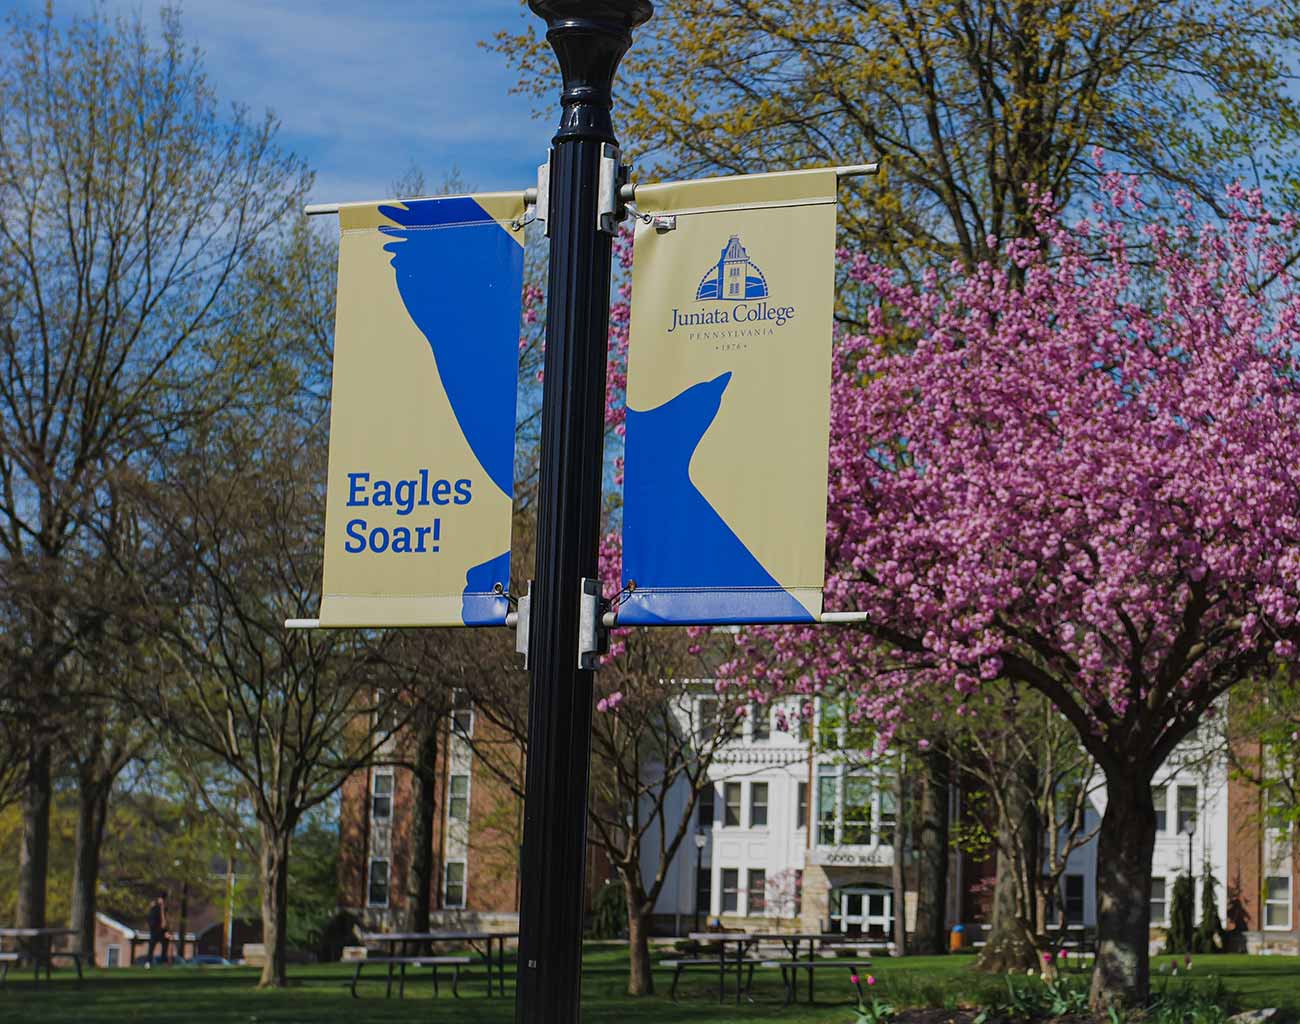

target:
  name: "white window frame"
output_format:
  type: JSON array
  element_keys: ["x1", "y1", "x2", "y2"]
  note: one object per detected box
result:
[
  {"x1": 367, "y1": 857, "x2": 390, "y2": 908},
  {"x1": 371, "y1": 769, "x2": 394, "y2": 822},
  {"x1": 1264, "y1": 875, "x2": 1292, "y2": 931},
  {"x1": 747, "y1": 868, "x2": 767, "y2": 916},
  {"x1": 1151, "y1": 784, "x2": 1168, "y2": 834},
  {"x1": 749, "y1": 702, "x2": 769, "y2": 742},
  {"x1": 813, "y1": 764, "x2": 895, "y2": 849},
  {"x1": 1150, "y1": 877, "x2": 1168, "y2": 926},
  {"x1": 720, "y1": 868, "x2": 740, "y2": 914},
  {"x1": 450, "y1": 689, "x2": 474, "y2": 738},
  {"x1": 749, "y1": 781, "x2": 769, "y2": 829},
  {"x1": 444, "y1": 860, "x2": 467, "y2": 909},
  {"x1": 723, "y1": 782, "x2": 742, "y2": 828},
  {"x1": 447, "y1": 772, "x2": 470, "y2": 823}
]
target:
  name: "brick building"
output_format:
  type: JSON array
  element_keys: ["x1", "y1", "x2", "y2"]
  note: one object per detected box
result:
[
  {"x1": 338, "y1": 690, "x2": 528, "y2": 930},
  {"x1": 1224, "y1": 733, "x2": 1298, "y2": 954}
]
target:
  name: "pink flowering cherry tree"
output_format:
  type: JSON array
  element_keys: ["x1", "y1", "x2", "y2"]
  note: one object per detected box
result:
[{"x1": 724, "y1": 182, "x2": 1300, "y2": 1007}]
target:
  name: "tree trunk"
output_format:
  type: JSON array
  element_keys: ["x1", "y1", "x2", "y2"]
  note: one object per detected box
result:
[
  {"x1": 1089, "y1": 769, "x2": 1156, "y2": 1009},
  {"x1": 69, "y1": 776, "x2": 110, "y2": 961},
  {"x1": 891, "y1": 770, "x2": 908, "y2": 951},
  {"x1": 977, "y1": 762, "x2": 1037, "y2": 973},
  {"x1": 405, "y1": 719, "x2": 439, "y2": 932},
  {"x1": 258, "y1": 826, "x2": 291, "y2": 988},
  {"x1": 16, "y1": 741, "x2": 52, "y2": 929},
  {"x1": 913, "y1": 746, "x2": 950, "y2": 955},
  {"x1": 624, "y1": 877, "x2": 654, "y2": 997}
]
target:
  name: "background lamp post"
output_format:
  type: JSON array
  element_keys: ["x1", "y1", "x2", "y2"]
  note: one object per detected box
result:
[
  {"x1": 693, "y1": 828, "x2": 707, "y2": 933},
  {"x1": 516, "y1": 3, "x2": 653, "y2": 1022},
  {"x1": 1182, "y1": 816, "x2": 1196, "y2": 878}
]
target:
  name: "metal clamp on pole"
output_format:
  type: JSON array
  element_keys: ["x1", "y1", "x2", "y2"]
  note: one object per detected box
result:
[
  {"x1": 596, "y1": 144, "x2": 627, "y2": 234},
  {"x1": 516, "y1": 581, "x2": 533, "y2": 668},
  {"x1": 577, "y1": 578, "x2": 608, "y2": 670},
  {"x1": 537, "y1": 152, "x2": 552, "y2": 236}
]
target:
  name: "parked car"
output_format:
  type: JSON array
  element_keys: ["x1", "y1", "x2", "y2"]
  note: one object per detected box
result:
[{"x1": 180, "y1": 955, "x2": 234, "y2": 967}]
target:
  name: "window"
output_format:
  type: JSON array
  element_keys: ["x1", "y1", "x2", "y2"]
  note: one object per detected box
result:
[
  {"x1": 748, "y1": 869, "x2": 767, "y2": 914},
  {"x1": 794, "y1": 870, "x2": 804, "y2": 916},
  {"x1": 370, "y1": 770, "x2": 393, "y2": 821},
  {"x1": 878, "y1": 783, "x2": 897, "y2": 846},
  {"x1": 818, "y1": 700, "x2": 845, "y2": 746},
  {"x1": 451, "y1": 689, "x2": 473, "y2": 737},
  {"x1": 1265, "y1": 876, "x2": 1291, "y2": 930},
  {"x1": 796, "y1": 782, "x2": 808, "y2": 831},
  {"x1": 1177, "y1": 786, "x2": 1197, "y2": 834},
  {"x1": 721, "y1": 868, "x2": 739, "y2": 913},
  {"x1": 817, "y1": 768, "x2": 838, "y2": 845},
  {"x1": 448, "y1": 773, "x2": 469, "y2": 822},
  {"x1": 444, "y1": 860, "x2": 466, "y2": 908},
  {"x1": 106, "y1": 945, "x2": 121, "y2": 968},
  {"x1": 698, "y1": 784, "x2": 715, "y2": 827},
  {"x1": 1151, "y1": 877, "x2": 1167, "y2": 925},
  {"x1": 698, "y1": 698, "x2": 719, "y2": 741},
  {"x1": 842, "y1": 772, "x2": 873, "y2": 845},
  {"x1": 750, "y1": 702, "x2": 769, "y2": 742},
  {"x1": 750, "y1": 782, "x2": 769, "y2": 828},
  {"x1": 696, "y1": 866, "x2": 712, "y2": 917},
  {"x1": 1063, "y1": 874, "x2": 1085, "y2": 925},
  {"x1": 373, "y1": 689, "x2": 399, "y2": 738},
  {"x1": 724, "y1": 782, "x2": 742, "y2": 828},
  {"x1": 368, "y1": 858, "x2": 390, "y2": 907},
  {"x1": 1152, "y1": 785, "x2": 1167, "y2": 833}
]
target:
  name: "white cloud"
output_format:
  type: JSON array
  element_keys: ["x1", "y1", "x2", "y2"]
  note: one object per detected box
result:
[{"x1": 4, "y1": 0, "x2": 554, "y2": 198}]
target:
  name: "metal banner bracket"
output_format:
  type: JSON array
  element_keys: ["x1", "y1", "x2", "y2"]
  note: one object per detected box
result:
[
  {"x1": 515, "y1": 580, "x2": 533, "y2": 668},
  {"x1": 578, "y1": 578, "x2": 608, "y2": 669},
  {"x1": 537, "y1": 152, "x2": 553, "y2": 237},
  {"x1": 596, "y1": 144, "x2": 626, "y2": 234}
]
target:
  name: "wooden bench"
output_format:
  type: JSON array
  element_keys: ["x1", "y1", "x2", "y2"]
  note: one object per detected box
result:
[
  {"x1": 762, "y1": 958, "x2": 871, "y2": 1006},
  {"x1": 660, "y1": 957, "x2": 758, "y2": 1002},
  {"x1": 350, "y1": 955, "x2": 471, "y2": 999},
  {"x1": 0, "y1": 952, "x2": 18, "y2": 988}
]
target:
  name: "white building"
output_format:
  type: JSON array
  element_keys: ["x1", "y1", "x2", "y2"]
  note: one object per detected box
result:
[{"x1": 644, "y1": 692, "x2": 1245, "y2": 951}]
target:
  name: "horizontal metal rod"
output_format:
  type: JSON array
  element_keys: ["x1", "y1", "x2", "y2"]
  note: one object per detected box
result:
[
  {"x1": 305, "y1": 187, "x2": 538, "y2": 217},
  {"x1": 285, "y1": 609, "x2": 867, "y2": 629},
  {"x1": 818, "y1": 611, "x2": 871, "y2": 623},
  {"x1": 306, "y1": 163, "x2": 878, "y2": 217}
]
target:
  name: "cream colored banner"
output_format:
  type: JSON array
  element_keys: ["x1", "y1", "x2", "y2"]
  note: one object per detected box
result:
[
  {"x1": 620, "y1": 169, "x2": 837, "y2": 624},
  {"x1": 319, "y1": 193, "x2": 525, "y2": 627}
]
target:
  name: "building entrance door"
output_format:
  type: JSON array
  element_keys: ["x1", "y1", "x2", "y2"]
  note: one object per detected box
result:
[{"x1": 828, "y1": 885, "x2": 893, "y2": 938}]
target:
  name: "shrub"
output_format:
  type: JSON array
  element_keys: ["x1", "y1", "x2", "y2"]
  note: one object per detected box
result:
[
  {"x1": 1166, "y1": 874, "x2": 1195, "y2": 954},
  {"x1": 1193, "y1": 869, "x2": 1222, "y2": 954},
  {"x1": 589, "y1": 881, "x2": 627, "y2": 939}
]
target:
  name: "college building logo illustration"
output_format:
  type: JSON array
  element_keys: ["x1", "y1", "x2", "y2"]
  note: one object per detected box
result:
[{"x1": 696, "y1": 234, "x2": 768, "y2": 301}]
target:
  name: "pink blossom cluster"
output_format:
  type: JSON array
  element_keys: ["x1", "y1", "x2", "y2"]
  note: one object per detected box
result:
[{"x1": 719, "y1": 179, "x2": 1300, "y2": 753}]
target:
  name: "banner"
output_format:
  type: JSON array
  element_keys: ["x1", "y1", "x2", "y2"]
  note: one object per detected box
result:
[
  {"x1": 619, "y1": 169, "x2": 837, "y2": 625},
  {"x1": 318, "y1": 194, "x2": 525, "y2": 627}
]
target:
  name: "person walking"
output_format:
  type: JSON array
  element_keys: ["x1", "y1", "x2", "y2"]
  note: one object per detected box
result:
[{"x1": 145, "y1": 892, "x2": 169, "y2": 967}]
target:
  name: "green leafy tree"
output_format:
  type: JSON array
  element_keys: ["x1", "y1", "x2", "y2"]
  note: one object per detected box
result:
[
  {"x1": 496, "y1": 0, "x2": 1300, "y2": 275},
  {"x1": 1194, "y1": 868, "x2": 1222, "y2": 954},
  {"x1": 0, "y1": 5, "x2": 308, "y2": 929},
  {"x1": 1166, "y1": 874, "x2": 1195, "y2": 954}
]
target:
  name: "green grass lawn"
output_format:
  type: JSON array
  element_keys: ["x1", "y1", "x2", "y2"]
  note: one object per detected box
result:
[{"x1": 1, "y1": 949, "x2": 1296, "y2": 1023}]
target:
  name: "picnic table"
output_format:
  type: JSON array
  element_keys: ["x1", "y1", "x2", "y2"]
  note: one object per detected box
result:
[
  {"x1": 751, "y1": 932, "x2": 871, "y2": 1005},
  {"x1": 359, "y1": 930, "x2": 518, "y2": 997},
  {"x1": 0, "y1": 927, "x2": 82, "y2": 985},
  {"x1": 681, "y1": 931, "x2": 759, "y2": 1005}
]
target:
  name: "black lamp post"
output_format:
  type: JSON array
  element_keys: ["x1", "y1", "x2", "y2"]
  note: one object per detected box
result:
[
  {"x1": 693, "y1": 828, "x2": 707, "y2": 933},
  {"x1": 516, "y1": 3, "x2": 653, "y2": 1023},
  {"x1": 1183, "y1": 816, "x2": 1196, "y2": 878}
]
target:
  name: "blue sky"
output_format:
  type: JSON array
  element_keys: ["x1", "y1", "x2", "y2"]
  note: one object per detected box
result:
[{"x1": 4, "y1": 1, "x2": 554, "y2": 201}]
